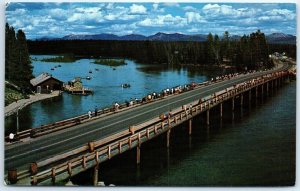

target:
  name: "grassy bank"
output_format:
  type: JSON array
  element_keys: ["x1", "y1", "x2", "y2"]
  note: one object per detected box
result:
[
  {"x1": 93, "y1": 59, "x2": 126, "y2": 66},
  {"x1": 40, "y1": 55, "x2": 77, "y2": 62},
  {"x1": 5, "y1": 86, "x2": 27, "y2": 106}
]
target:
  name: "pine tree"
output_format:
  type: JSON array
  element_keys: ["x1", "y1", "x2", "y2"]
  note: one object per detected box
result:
[
  {"x1": 17, "y1": 29, "x2": 33, "y2": 90},
  {"x1": 5, "y1": 23, "x2": 33, "y2": 93}
]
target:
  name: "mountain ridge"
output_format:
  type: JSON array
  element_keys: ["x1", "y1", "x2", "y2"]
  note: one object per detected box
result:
[{"x1": 36, "y1": 32, "x2": 296, "y2": 44}]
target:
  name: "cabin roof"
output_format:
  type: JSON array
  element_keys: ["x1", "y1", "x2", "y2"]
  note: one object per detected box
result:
[{"x1": 30, "y1": 73, "x2": 62, "y2": 87}]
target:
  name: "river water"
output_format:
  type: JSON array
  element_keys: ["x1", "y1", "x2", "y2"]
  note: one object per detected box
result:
[
  {"x1": 72, "y1": 80, "x2": 296, "y2": 186},
  {"x1": 5, "y1": 55, "x2": 226, "y2": 134},
  {"x1": 5, "y1": 56, "x2": 295, "y2": 186}
]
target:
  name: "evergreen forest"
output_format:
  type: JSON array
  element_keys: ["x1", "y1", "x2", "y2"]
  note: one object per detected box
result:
[{"x1": 28, "y1": 30, "x2": 296, "y2": 70}]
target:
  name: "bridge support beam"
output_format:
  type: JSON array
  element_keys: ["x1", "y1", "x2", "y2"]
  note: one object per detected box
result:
[
  {"x1": 240, "y1": 94, "x2": 243, "y2": 108},
  {"x1": 261, "y1": 84, "x2": 264, "y2": 96},
  {"x1": 232, "y1": 98, "x2": 235, "y2": 111},
  {"x1": 136, "y1": 146, "x2": 141, "y2": 165},
  {"x1": 267, "y1": 82, "x2": 269, "y2": 95},
  {"x1": 167, "y1": 130, "x2": 171, "y2": 148},
  {"x1": 93, "y1": 164, "x2": 99, "y2": 186},
  {"x1": 189, "y1": 119, "x2": 192, "y2": 135},
  {"x1": 206, "y1": 109, "x2": 210, "y2": 126},
  {"x1": 220, "y1": 103, "x2": 223, "y2": 118}
]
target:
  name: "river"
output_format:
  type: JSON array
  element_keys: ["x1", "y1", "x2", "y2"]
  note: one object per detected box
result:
[
  {"x1": 72, "y1": 80, "x2": 296, "y2": 186},
  {"x1": 5, "y1": 56, "x2": 295, "y2": 186},
  {"x1": 5, "y1": 55, "x2": 227, "y2": 134}
]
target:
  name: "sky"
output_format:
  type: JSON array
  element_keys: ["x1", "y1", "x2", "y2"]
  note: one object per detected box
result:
[{"x1": 5, "y1": 2, "x2": 297, "y2": 39}]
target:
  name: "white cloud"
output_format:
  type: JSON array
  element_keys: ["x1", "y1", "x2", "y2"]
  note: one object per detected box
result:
[
  {"x1": 130, "y1": 4, "x2": 147, "y2": 15},
  {"x1": 163, "y1": 3, "x2": 180, "y2": 7},
  {"x1": 202, "y1": 4, "x2": 259, "y2": 19},
  {"x1": 265, "y1": 9, "x2": 295, "y2": 20},
  {"x1": 153, "y1": 4, "x2": 158, "y2": 11},
  {"x1": 185, "y1": 12, "x2": 206, "y2": 23},
  {"x1": 67, "y1": 10, "x2": 103, "y2": 23},
  {"x1": 13, "y1": 8, "x2": 27, "y2": 15},
  {"x1": 152, "y1": 3, "x2": 165, "y2": 13},
  {"x1": 183, "y1": 6, "x2": 197, "y2": 12},
  {"x1": 138, "y1": 14, "x2": 186, "y2": 27},
  {"x1": 103, "y1": 6, "x2": 137, "y2": 21},
  {"x1": 75, "y1": 7, "x2": 101, "y2": 14},
  {"x1": 187, "y1": 28, "x2": 200, "y2": 33}
]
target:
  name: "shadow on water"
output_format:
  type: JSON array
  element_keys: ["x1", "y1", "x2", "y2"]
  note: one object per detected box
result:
[{"x1": 71, "y1": 81, "x2": 295, "y2": 186}]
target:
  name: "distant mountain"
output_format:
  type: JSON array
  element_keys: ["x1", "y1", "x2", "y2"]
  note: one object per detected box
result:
[
  {"x1": 266, "y1": 33, "x2": 296, "y2": 44},
  {"x1": 120, "y1": 34, "x2": 147, "y2": 41},
  {"x1": 35, "y1": 32, "x2": 295, "y2": 44},
  {"x1": 62, "y1": 33, "x2": 120, "y2": 40},
  {"x1": 147, "y1": 32, "x2": 207, "y2": 42}
]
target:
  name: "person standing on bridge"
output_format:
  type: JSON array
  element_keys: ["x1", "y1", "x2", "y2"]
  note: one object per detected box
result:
[
  {"x1": 114, "y1": 102, "x2": 120, "y2": 111},
  {"x1": 9, "y1": 133, "x2": 14, "y2": 143},
  {"x1": 88, "y1": 110, "x2": 92, "y2": 119}
]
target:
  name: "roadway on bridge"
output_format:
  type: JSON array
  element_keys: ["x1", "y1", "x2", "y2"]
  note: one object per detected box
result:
[{"x1": 5, "y1": 62, "x2": 290, "y2": 171}]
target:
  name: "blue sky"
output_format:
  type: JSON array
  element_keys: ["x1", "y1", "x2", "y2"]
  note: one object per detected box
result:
[{"x1": 5, "y1": 2, "x2": 296, "y2": 39}]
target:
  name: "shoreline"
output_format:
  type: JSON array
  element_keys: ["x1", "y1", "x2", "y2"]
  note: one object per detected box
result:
[{"x1": 5, "y1": 91, "x2": 61, "y2": 117}]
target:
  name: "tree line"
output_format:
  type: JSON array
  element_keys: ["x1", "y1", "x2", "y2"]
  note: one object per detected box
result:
[
  {"x1": 6, "y1": 23, "x2": 33, "y2": 92},
  {"x1": 28, "y1": 30, "x2": 296, "y2": 70}
]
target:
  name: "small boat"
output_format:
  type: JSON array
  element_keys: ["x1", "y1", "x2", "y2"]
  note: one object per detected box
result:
[
  {"x1": 51, "y1": 68, "x2": 54, "y2": 70},
  {"x1": 89, "y1": 70, "x2": 92, "y2": 73},
  {"x1": 113, "y1": 68, "x2": 116, "y2": 70},
  {"x1": 122, "y1": 83, "x2": 131, "y2": 88},
  {"x1": 86, "y1": 76, "x2": 91, "y2": 80},
  {"x1": 95, "y1": 68, "x2": 99, "y2": 71},
  {"x1": 58, "y1": 65, "x2": 61, "y2": 67}
]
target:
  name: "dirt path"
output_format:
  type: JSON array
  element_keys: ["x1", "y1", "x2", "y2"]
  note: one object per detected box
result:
[{"x1": 5, "y1": 91, "x2": 61, "y2": 117}]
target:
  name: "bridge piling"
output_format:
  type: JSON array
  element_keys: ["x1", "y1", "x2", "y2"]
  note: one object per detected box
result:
[
  {"x1": 136, "y1": 146, "x2": 141, "y2": 165},
  {"x1": 232, "y1": 98, "x2": 235, "y2": 111},
  {"x1": 167, "y1": 129, "x2": 171, "y2": 148},
  {"x1": 189, "y1": 119, "x2": 192, "y2": 135},
  {"x1": 220, "y1": 103, "x2": 223, "y2": 118},
  {"x1": 93, "y1": 164, "x2": 99, "y2": 186},
  {"x1": 206, "y1": 109, "x2": 210, "y2": 126}
]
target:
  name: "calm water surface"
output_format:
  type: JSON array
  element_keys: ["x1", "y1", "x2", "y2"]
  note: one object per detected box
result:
[
  {"x1": 5, "y1": 55, "x2": 226, "y2": 134},
  {"x1": 72, "y1": 81, "x2": 295, "y2": 186}
]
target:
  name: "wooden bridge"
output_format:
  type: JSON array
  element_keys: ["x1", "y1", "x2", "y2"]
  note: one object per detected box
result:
[{"x1": 5, "y1": 60, "x2": 294, "y2": 185}]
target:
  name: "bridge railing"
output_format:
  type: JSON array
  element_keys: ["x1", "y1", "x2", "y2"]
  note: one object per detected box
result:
[{"x1": 26, "y1": 70, "x2": 289, "y2": 185}]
